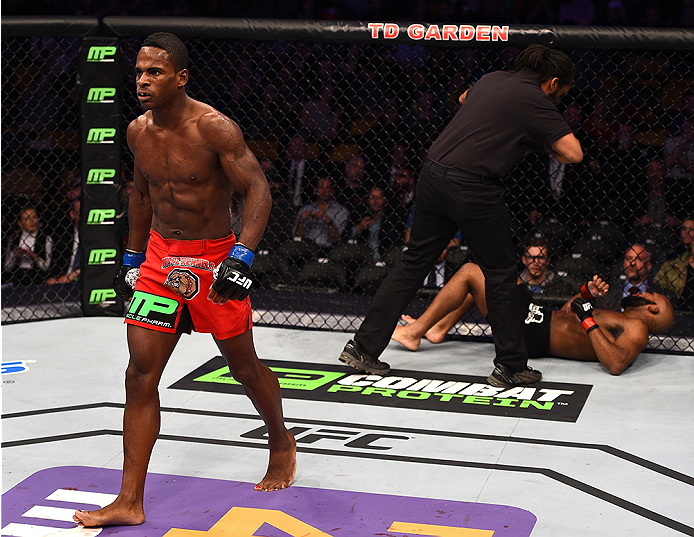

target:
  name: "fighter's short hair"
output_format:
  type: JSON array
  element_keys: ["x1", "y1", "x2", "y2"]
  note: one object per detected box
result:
[{"x1": 142, "y1": 32, "x2": 188, "y2": 72}]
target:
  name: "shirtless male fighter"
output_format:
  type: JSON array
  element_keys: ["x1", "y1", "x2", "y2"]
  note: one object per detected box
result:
[
  {"x1": 391, "y1": 263, "x2": 675, "y2": 375},
  {"x1": 74, "y1": 32, "x2": 296, "y2": 528}
]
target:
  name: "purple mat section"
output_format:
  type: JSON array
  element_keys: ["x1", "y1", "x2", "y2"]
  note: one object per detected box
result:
[{"x1": 2, "y1": 466, "x2": 536, "y2": 536}]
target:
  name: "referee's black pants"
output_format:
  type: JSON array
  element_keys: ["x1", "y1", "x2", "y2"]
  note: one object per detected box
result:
[{"x1": 354, "y1": 159, "x2": 529, "y2": 373}]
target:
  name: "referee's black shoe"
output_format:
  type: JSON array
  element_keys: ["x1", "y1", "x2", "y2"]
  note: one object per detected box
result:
[
  {"x1": 339, "y1": 339, "x2": 390, "y2": 374},
  {"x1": 487, "y1": 364, "x2": 542, "y2": 387}
]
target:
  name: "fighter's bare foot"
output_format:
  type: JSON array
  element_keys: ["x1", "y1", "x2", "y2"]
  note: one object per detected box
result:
[
  {"x1": 254, "y1": 430, "x2": 297, "y2": 492},
  {"x1": 73, "y1": 499, "x2": 145, "y2": 528},
  {"x1": 423, "y1": 324, "x2": 449, "y2": 344},
  {"x1": 391, "y1": 316, "x2": 423, "y2": 351}
]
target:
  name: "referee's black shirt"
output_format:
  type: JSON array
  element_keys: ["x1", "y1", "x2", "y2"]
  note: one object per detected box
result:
[{"x1": 427, "y1": 70, "x2": 573, "y2": 180}]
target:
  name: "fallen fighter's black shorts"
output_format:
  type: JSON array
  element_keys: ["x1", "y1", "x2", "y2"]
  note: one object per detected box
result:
[{"x1": 520, "y1": 301, "x2": 553, "y2": 358}]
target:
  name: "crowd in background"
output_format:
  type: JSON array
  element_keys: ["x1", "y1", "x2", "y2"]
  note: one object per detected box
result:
[
  {"x1": 4, "y1": 0, "x2": 694, "y2": 29},
  {"x1": 1, "y1": 21, "x2": 693, "y2": 319}
]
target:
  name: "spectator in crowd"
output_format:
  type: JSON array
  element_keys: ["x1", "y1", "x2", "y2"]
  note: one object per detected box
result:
[
  {"x1": 283, "y1": 176, "x2": 350, "y2": 274},
  {"x1": 47, "y1": 199, "x2": 81, "y2": 285},
  {"x1": 293, "y1": 176, "x2": 349, "y2": 248},
  {"x1": 343, "y1": 186, "x2": 404, "y2": 261},
  {"x1": 592, "y1": 123, "x2": 649, "y2": 230},
  {"x1": 321, "y1": 0, "x2": 358, "y2": 20},
  {"x1": 65, "y1": 169, "x2": 82, "y2": 203},
  {"x1": 518, "y1": 0, "x2": 558, "y2": 24},
  {"x1": 508, "y1": 109, "x2": 592, "y2": 233},
  {"x1": 391, "y1": 263, "x2": 674, "y2": 375},
  {"x1": 251, "y1": 160, "x2": 298, "y2": 287},
  {"x1": 670, "y1": 91, "x2": 694, "y2": 136},
  {"x1": 330, "y1": 186, "x2": 405, "y2": 291},
  {"x1": 257, "y1": 158, "x2": 296, "y2": 251},
  {"x1": 294, "y1": 0, "x2": 320, "y2": 19},
  {"x1": 520, "y1": 237, "x2": 574, "y2": 301},
  {"x1": 389, "y1": 167, "x2": 416, "y2": 214},
  {"x1": 279, "y1": 135, "x2": 315, "y2": 209},
  {"x1": 600, "y1": 0, "x2": 629, "y2": 25},
  {"x1": 655, "y1": 217, "x2": 694, "y2": 312},
  {"x1": 672, "y1": 216, "x2": 694, "y2": 258},
  {"x1": 335, "y1": 155, "x2": 372, "y2": 215},
  {"x1": 300, "y1": 81, "x2": 343, "y2": 146},
  {"x1": 664, "y1": 117, "x2": 694, "y2": 176},
  {"x1": 583, "y1": 95, "x2": 621, "y2": 149},
  {"x1": 386, "y1": 143, "x2": 412, "y2": 187},
  {"x1": 600, "y1": 243, "x2": 656, "y2": 310},
  {"x1": 284, "y1": 176, "x2": 350, "y2": 287},
  {"x1": 640, "y1": 1, "x2": 664, "y2": 26},
  {"x1": 635, "y1": 159, "x2": 680, "y2": 229},
  {"x1": 361, "y1": 102, "x2": 409, "y2": 165},
  {"x1": 679, "y1": 2, "x2": 694, "y2": 27},
  {"x1": 558, "y1": 0, "x2": 597, "y2": 25},
  {"x1": 507, "y1": 102, "x2": 595, "y2": 235},
  {"x1": 3, "y1": 205, "x2": 53, "y2": 286},
  {"x1": 664, "y1": 116, "x2": 694, "y2": 217}
]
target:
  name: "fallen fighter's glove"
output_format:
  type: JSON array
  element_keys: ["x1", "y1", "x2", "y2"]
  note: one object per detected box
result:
[
  {"x1": 571, "y1": 297, "x2": 599, "y2": 333},
  {"x1": 113, "y1": 250, "x2": 145, "y2": 301},
  {"x1": 212, "y1": 243, "x2": 255, "y2": 301}
]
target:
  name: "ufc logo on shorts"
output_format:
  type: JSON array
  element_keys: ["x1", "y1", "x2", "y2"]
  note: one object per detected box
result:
[{"x1": 229, "y1": 273, "x2": 252, "y2": 289}]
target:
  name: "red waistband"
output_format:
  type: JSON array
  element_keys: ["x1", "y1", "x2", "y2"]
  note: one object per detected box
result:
[{"x1": 148, "y1": 229, "x2": 236, "y2": 256}]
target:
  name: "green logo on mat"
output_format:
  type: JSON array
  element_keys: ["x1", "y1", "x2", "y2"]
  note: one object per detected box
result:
[{"x1": 196, "y1": 366, "x2": 345, "y2": 391}]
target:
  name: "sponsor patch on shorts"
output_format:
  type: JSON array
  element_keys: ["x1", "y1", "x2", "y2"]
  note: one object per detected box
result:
[
  {"x1": 125, "y1": 291, "x2": 180, "y2": 330},
  {"x1": 164, "y1": 268, "x2": 200, "y2": 299}
]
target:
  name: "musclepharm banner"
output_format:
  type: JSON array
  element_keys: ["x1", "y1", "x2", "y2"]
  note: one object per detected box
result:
[{"x1": 80, "y1": 37, "x2": 124, "y2": 316}]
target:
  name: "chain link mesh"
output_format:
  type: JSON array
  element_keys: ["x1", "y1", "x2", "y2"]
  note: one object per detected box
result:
[
  {"x1": 2, "y1": 35, "x2": 83, "y2": 321},
  {"x1": 2, "y1": 31, "x2": 693, "y2": 353}
]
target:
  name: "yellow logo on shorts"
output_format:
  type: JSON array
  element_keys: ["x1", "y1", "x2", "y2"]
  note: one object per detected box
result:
[{"x1": 165, "y1": 268, "x2": 200, "y2": 299}]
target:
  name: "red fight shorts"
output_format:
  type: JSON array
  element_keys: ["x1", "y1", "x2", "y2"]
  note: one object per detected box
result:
[{"x1": 124, "y1": 230, "x2": 252, "y2": 339}]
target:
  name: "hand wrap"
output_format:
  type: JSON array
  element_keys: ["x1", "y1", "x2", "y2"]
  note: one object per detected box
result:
[
  {"x1": 211, "y1": 243, "x2": 255, "y2": 301},
  {"x1": 113, "y1": 250, "x2": 145, "y2": 301}
]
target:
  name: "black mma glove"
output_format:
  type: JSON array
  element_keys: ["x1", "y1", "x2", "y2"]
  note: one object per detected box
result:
[
  {"x1": 211, "y1": 243, "x2": 255, "y2": 301},
  {"x1": 571, "y1": 297, "x2": 599, "y2": 333},
  {"x1": 113, "y1": 250, "x2": 145, "y2": 301}
]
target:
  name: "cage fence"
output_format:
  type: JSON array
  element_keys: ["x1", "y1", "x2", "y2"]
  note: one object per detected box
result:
[{"x1": 2, "y1": 19, "x2": 693, "y2": 353}]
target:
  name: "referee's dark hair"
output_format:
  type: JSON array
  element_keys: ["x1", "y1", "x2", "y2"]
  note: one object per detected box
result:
[
  {"x1": 142, "y1": 32, "x2": 189, "y2": 72},
  {"x1": 515, "y1": 43, "x2": 575, "y2": 88}
]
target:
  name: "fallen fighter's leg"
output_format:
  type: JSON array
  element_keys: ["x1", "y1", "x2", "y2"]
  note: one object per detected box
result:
[{"x1": 391, "y1": 263, "x2": 488, "y2": 351}]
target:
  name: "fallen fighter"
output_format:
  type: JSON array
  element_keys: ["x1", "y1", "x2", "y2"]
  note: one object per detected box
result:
[{"x1": 391, "y1": 263, "x2": 675, "y2": 375}]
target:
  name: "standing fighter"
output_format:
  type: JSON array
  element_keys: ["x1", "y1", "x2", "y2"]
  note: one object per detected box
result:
[
  {"x1": 74, "y1": 32, "x2": 296, "y2": 528},
  {"x1": 338, "y1": 43, "x2": 583, "y2": 387}
]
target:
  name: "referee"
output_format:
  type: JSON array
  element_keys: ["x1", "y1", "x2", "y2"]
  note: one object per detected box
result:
[{"x1": 338, "y1": 43, "x2": 583, "y2": 388}]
